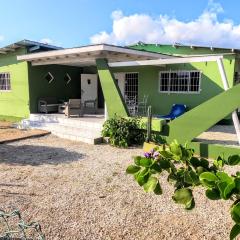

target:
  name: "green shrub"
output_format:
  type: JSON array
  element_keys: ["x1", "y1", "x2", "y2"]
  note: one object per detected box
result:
[
  {"x1": 102, "y1": 115, "x2": 144, "y2": 147},
  {"x1": 126, "y1": 140, "x2": 240, "y2": 239}
]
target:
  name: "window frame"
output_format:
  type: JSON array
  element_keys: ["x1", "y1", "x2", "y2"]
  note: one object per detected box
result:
[
  {"x1": 159, "y1": 70, "x2": 202, "y2": 94},
  {"x1": 0, "y1": 72, "x2": 11, "y2": 92}
]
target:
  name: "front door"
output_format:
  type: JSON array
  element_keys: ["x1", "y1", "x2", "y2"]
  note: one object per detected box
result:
[{"x1": 81, "y1": 74, "x2": 98, "y2": 104}]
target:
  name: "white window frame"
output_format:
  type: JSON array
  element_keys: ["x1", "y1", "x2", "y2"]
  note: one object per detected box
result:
[
  {"x1": 0, "y1": 72, "x2": 11, "y2": 92},
  {"x1": 159, "y1": 70, "x2": 202, "y2": 94}
]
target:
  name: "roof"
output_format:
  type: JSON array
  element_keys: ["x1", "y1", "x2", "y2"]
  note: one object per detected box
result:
[
  {"x1": 129, "y1": 42, "x2": 240, "y2": 56},
  {"x1": 17, "y1": 44, "x2": 173, "y2": 67},
  {"x1": 0, "y1": 39, "x2": 62, "y2": 55}
]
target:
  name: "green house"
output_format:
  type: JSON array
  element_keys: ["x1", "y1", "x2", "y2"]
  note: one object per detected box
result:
[
  {"x1": 1, "y1": 40, "x2": 240, "y2": 149},
  {"x1": 0, "y1": 40, "x2": 238, "y2": 119}
]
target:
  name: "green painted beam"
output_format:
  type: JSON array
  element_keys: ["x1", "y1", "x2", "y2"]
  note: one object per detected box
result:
[
  {"x1": 96, "y1": 58, "x2": 129, "y2": 117},
  {"x1": 143, "y1": 142, "x2": 240, "y2": 159},
  {"x1": 165, "y1": 83, "x2": 240, "y2": 143}
]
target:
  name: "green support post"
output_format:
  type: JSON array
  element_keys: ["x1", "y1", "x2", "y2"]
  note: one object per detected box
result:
[
  {"x1": 96, "y1": 58, "x2": 129, "y2": 118},
  {"x1": 166, "y1": 83, "x2": 240, "y2": 144}
]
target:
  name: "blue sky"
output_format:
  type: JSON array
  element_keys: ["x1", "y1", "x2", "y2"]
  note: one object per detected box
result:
[{"x1": 0, "y1": 0, "x2": 240, "y2": 48}]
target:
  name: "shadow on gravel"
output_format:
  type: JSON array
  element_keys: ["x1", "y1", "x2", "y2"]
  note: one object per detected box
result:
[{"x1": 0, "y1": 144, "x2": 85, "y2": 166}]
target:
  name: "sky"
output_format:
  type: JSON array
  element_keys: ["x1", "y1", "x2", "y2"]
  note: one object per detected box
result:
[{"x1": 1, "y1": 0, "x2": 240, "y2": 48}]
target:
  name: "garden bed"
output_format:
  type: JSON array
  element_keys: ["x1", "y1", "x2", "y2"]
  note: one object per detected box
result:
[{"x1": 0, "y1": 121, "x2": 49, "y2": 143}]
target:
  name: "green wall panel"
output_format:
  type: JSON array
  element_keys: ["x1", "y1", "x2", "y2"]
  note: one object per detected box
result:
[
  {"x1": 166, "y1": 83, "x2": 240, "y2": 143},
  {"x1": 0, "y1": 49, "x2": 30, "y2": 118},
  {"x1": 28, "y1": 64, "x2": 82, "y2": 113},
  {"x1": 96, "y1": 58, "x2": 129, "y2": 117}
]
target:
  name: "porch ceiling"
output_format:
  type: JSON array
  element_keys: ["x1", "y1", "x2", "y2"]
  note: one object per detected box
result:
[{"x1": 17, "y1": 44, "x2": 174, "y2": 67}]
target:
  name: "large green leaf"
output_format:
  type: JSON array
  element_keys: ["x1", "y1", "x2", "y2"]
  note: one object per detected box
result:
[
  {"x1": 235, "y1": 178, "x2": 240, "y2": 192},
  {"x1": 231, "y1": 202, "x2": 240, "y2": 224},
  {"x1": 150, "y1": 163, "x2": 162, "y2": 173},
  {"x1": 154, "y1": 182, "x2": 162, "y2": 195},
  {"x1": 169, "y1": 140, "x2": 182, "y2": 157},
  {"x1": 143, "y1": 177, "x2": 158, "y2": 192},
  {"x1": 228, "y1": 155, "x2": 240, "y2": 166},
  {"x1": 205, "y1": 188, "x2": 221, "y2": 200},
  {"x1": 134, "y1": 156, "x2": 141, "y2": 166},
  {"x1": 184, "y1": 170, "x2": 199, "y2": 185},
  {"x1": 230, "y1": 224, "x2": 240, "y2": 240},
  {"x1": 159, "y1": 150, "x2": 173, "y2": 159},
  {"x1": 199, "y1": 158, "x2": 209, "y2": 169},
  {"x1": 189, "y1": 157, "x2": 201, "y2": 168},
  {"x1": 137, "y1": 168, "x2": 149, "y2": 186},
  {"x1": 139, "y1": 158, "x2": 152, "y2": 167},
  {"x1": 126, "y1": 165, "x2": 141, "y2": 174},
  {"x1": 172, "y1": 188, "x2": 194, "y2": 210},
  {"x1": 216, "y1": 172, "x2": 233, "y2": 184},
  {"x1": 159, "y1": 159, "x2": 170, "y2": 169},
  {"x1": 199, "y1": 172, "x2": 218, "y2": 188}
]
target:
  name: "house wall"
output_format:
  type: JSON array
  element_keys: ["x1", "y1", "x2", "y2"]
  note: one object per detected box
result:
[
  {"x1": 0, "y1": 48, "x2": 30, "y2": 118},
  {"x1": 112, "y1": 56, "x2": 236, "y2": 115},
  {"x1": 28, "y1": 64, "x2": 82, "y2": 113}
]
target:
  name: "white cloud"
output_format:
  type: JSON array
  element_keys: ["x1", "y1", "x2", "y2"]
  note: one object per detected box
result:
[
  {"x1": 90, "y1": 0, "x2": 240, "y2": 48},
  {"x1": 0, "y1": 35, "x2": 4, "y2": 41},
  {"x1": 39, "y1": 38, "x2": 54, "y2": 45}
]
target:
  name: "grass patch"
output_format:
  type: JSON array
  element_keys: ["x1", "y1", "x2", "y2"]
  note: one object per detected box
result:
[{"x1": 0, "y1": 115, "x2": 23, "y2": 123}]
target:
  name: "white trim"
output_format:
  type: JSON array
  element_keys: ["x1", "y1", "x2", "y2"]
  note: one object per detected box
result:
[
  {"x1": 17, "y1": 44, "x2": 169, "y2": 62},
  {"x1": 158, "y1": 70, "x2": 202, "y2": 94},
  {"x1": 109, "y1": 55, "x2": 224, "y2": 67}
]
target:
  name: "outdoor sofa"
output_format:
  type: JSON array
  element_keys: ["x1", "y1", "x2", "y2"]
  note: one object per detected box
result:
[{"x1": 38, "y1": 97, "x2": 64, "y2": 113}]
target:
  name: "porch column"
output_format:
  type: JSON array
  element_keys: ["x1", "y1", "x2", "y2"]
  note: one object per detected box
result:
[
  {"x1": 96, "y1": 58, "x2": 129, "y2": 118},
  {"x1": 217, "y1": 58, "x2": 240, "y2": 145}
]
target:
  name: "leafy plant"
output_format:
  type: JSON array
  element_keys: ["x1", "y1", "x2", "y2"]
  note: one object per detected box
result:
[
  {"x1": 126, "y1": 140, "x2": 240, "y2": 239},
  {"x1": 102, "y1": 115, "x2": 144, "y2": 147}
]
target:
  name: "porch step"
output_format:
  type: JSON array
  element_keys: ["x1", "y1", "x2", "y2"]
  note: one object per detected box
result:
[{"x1": 22, "y1": 114, "x2": 104, "y2": 144}]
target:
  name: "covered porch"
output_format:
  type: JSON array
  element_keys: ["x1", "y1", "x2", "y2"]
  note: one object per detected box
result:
[{"x1": 18, "y1": 44, "x2": 169, "y2": 119}]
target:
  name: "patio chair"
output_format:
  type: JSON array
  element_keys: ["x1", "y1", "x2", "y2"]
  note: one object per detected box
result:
[
  {"x1": 156, "y1": 104, "x2": 187, "y2": 120},
  {"x1": 137, "y1": 95, "x2": 148, "y2": 115},
  {"x1": 64, "y1": 99, "x2": 83, "y2": 118},
  {"x1": 125, "y1": 96, "x2": 138, "y2": 116}
]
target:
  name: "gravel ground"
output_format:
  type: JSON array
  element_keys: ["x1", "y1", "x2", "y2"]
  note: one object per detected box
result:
[{"x1": 0, "y1": 134, "x2": 239, "y2": 240}]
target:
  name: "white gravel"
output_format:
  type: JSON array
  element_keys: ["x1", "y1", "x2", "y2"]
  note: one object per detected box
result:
[{"x1": 0, "y1": 134, "x2": 239, "y2": 240}]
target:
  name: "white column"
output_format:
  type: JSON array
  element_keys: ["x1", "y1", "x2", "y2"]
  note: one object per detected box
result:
[{"x1": 217, "y1": 58, "x2": 240, "y2": 144}]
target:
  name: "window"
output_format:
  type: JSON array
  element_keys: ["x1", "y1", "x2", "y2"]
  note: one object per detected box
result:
[
  {"x1": 64, "y1": 73, "x2": 71, "y2": 84},
  {"x1": 159, "y1": 70, "x2": 201, "y2": 93},
  {"x1": 45, "y1": 72, "x2": 54, "y2": 84},
  {"x1": 124, "y1": 73, "x2": 138, "y2": 102},
  {"x1": 0, "y1": 73, "x2": 11, "y2": 91}
]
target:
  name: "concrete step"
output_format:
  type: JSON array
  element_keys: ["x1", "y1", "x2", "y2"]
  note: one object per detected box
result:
[{"x1": 22, "y1": 115, "x2": 104, "y2": 144}]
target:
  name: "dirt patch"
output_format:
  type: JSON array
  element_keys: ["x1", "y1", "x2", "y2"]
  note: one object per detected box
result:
[{"x1": 0, "y1": 121, "x2": 49, "y2": 143}]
